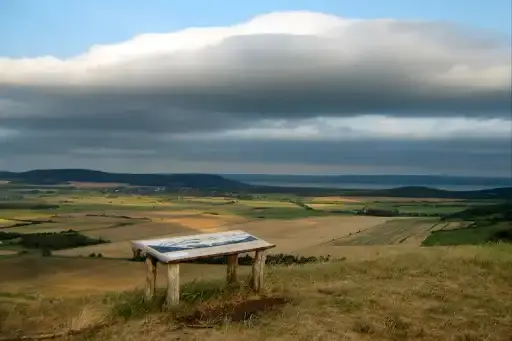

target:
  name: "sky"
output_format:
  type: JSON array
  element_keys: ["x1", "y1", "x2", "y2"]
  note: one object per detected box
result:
[{"x1": 0, "y1": 1, "x2": 511, "y2": 176}]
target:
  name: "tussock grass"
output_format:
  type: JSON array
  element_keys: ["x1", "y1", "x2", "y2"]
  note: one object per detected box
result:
[{"x1": 1, "y1": 245, "x2": 511, "y2": 340}]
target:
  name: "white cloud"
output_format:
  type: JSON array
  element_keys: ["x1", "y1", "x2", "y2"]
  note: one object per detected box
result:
[
  {"x1": 174, "y1": 116, "x2": 512, "y2": 141},
  {"x1": 0, "y1": 11, "x2": 509, "y2": 118},
  {"x1": 0, "y1": 11, "x2": 510, "y2": 175}
]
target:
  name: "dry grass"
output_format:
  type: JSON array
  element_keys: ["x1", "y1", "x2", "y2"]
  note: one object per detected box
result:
[
  {"x1": 1, "y1": 245, "x2": 511, "y2": 340},
  {"x1": 0, "y1": 256, "x2": 247, "y2": 297}
]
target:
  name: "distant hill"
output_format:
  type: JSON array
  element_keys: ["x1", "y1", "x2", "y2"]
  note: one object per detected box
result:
[
  {"x1": 224, "y1": 174, "x2": 512, "y2": 189},
  {"x1": 0, "y1": 169, "x2": 251, "y2": 190},
  {"x1": 355, "y1": 186, "x2": 512, "y2": 200},
  {"x1": 1, "y1": 169, "x2": 511, "y2": 199},
  {"x1": 254, "y1": 185, "x2": 512, "y2": 200}
]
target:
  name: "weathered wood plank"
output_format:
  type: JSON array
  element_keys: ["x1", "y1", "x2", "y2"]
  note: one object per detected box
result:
[
  {"x1": 132, "y1": 230, "x2": 275, "y2": 263},
  {"x1": 251, "y1": 250, "x2": 266, "y2": 293},
  {"x1": 226, "y1": 254, "x2": 238, "y2": 285},
  {"x1": 166, "y1": 263, "x2": 180, "y2": 306},
  {"x1": 144, "y1": 256, "x2": 157, "y2": 301}
]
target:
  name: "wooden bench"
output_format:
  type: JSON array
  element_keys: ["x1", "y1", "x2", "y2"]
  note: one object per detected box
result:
[{"x1": 131, "y1": 230, "x2": 275, "y2": 307}]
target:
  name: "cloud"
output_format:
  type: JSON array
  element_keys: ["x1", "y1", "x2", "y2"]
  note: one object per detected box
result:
[
  {"x1": 2, "y1": 133, "x2": 510, "y2": 176},
  {"x1": 175, "y1": 116, "x2": 512, "y2": 141},
  {"x1": 0, "y1": 11, "x2": 510, "y2": 175},
  {"x1": 1, "y1": 13, "x2": 511, "y2": 123}
]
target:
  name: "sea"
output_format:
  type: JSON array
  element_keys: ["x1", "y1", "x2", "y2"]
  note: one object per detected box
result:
[{"x1": 242, "y1": 181, "x2": 507, "y2": 191}]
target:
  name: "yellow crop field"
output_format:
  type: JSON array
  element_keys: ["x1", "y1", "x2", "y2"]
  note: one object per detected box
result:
[{"x1": 238, "y1": 200, "x2": 295, "y2": 208}]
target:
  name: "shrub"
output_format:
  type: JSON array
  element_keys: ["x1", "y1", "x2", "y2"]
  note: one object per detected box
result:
[
  {"x1": 488, "y1": 228, "x2": 512, "y2": 242},
  {"x1": 130, "y1": 253, "x2": 331, "y2": 266},
  {"x1": 0, "y1": 230, "x2": 108, "y2": 250},
  {"x1": 13, "y1": 230, "x2": 109, "y2": 250}
]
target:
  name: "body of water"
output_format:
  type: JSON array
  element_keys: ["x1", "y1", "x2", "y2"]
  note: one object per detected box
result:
[{"x1": 246, "y1": 181, "x2": 509, "y2": 191}]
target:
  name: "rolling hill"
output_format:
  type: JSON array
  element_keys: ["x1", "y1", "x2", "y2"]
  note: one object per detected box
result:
[
  {"x1": 0, "y1": 169, "x2": 251, "y2": 190},
  {"x1": 1, "y1": 169, "x2": 511, "y2": 199}
]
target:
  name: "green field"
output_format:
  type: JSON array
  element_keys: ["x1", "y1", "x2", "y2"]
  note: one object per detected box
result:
[
  {"x1": 304, "y1": 198, "x2": 495, "y2": 216},
  {"x1": 422, "y1": 222, "x2": 512, "y2": 246}
]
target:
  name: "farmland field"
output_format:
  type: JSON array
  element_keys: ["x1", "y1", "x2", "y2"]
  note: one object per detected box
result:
[
  {"x1": 331, "y1": 218, "x2": 440, "y2": 246},
  {"x1": 1, "y1": 180, "x2": 511, "y2": 340},
  {"x1": 0, "y1": 184, "x2": 505, "y2": 257},
  {"x1": 2, "y1": 181, "x2": 487, "y2": 262}
]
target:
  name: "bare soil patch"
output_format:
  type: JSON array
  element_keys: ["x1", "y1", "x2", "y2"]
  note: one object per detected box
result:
[{"x1": 180, "y1": 297, "x2": 288, "y2": 325}]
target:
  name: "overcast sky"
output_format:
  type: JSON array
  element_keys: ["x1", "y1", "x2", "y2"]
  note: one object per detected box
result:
[{"x1": 0, "y1": 8, "x2": 511, "y2": 176}]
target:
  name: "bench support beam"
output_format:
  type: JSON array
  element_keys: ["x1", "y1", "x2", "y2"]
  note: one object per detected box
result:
[
  {"x1": 166, "y1": 263, "x2": 180, "y2": 306},
  {"x1": 144, "y1": 255, "x2": 157, "y2": 301},
  {"x1": 226, "y1": 254, "x2": 238, "y2": 285},
  {"x1": 251, "y1": 250, "x2": 266, "y2": 293}
]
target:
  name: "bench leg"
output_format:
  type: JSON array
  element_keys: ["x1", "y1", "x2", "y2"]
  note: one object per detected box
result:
[
  {"x1": 144, "y1": 256, "x2": 157, "y2": 301},
  {"x1": 166, "y1": 263, "x2": 180, "y2": 306},
  {"x1": 251, "y1": 250, "x2": 266, "y2": 293},
  {"x1": 226, "y1": 254, "x2": 238, "y2": 285}
]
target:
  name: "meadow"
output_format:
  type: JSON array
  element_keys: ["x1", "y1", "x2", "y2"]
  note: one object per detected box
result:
[
  {"x1": 1, "y1": 245, "x2": 511, "y2": 341},
  {"x1": 1, "y1": 181, "x2": 511, "y2": 340}
]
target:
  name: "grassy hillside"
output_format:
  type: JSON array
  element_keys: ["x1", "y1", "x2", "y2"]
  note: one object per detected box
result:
[{"x1": 1, "y1": 245, "x2": 511, "y2": 340}]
